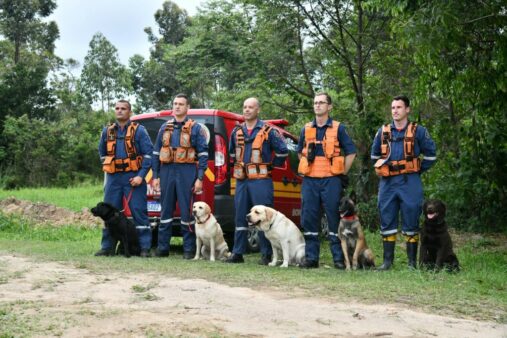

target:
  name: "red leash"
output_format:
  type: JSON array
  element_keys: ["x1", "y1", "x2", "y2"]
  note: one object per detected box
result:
[{"x1": 120, "y1": 187, "x2": 135, "y2": 213}]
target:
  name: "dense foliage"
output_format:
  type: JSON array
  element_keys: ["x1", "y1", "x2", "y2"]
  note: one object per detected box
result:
[{"x1": 0, "y1": 0, "x2": 505, "y2": 231}]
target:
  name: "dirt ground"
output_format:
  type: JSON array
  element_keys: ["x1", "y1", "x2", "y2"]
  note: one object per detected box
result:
[
  {"x1": 0, "y1": 254, "x2": 505, "y2": 338},
  {"x1": 0, "y1": 197, "x2": 100, "y2": 227},
  {"x1": 1, "y1": 198, "x2": 506, "y2": 337}
]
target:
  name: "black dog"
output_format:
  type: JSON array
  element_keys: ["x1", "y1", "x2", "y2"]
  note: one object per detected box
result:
[
  {"x1": 419, "y1": 200, "x2": 460, "y2": 272},
  {"x1": 91, "y1": 202, "x2": 140, "y2": 257}
]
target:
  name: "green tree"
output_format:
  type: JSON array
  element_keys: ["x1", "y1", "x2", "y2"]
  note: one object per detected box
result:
[
  {"x1": 130, "y1": 1, "x2": 191, "y2": 112},
  {"x1": 0, "y1": 0, "x2": 58, "y2": 63},
  {"x1": 80, "y1": 32, "x2": 131, "y2": 111},
  {"x1": 0, "y1": 0, "x2": 59, "y2": 124},
  {"x1": 370, "y1": 0, "x2": 507, "y2": 230}
]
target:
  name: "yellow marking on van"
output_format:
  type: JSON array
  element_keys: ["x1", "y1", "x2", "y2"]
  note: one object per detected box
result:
[
  {"x1": 205, "y1": 168, "x2": 215, "y2": 182},
  {"x1": 230, "y1": 189, "x2": 300, "y2": 198},
  {"x1": 231, "y1": 179, "x2": 301, "y2": 193}
]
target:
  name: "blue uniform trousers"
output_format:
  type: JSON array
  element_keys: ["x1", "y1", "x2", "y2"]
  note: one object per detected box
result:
[
  {"x1": 301, "y1": 176, "x2": 344, "y2": 263},
  {"x1": 378, "y1": 173, "x2": 423, "y2": 236},
  {"x1": 157, "y1": 164, "x2": 197, "y2": 254},
  {"x1": 101, "y1": 172, "x2": 151, "y2": 251},
  {"x1": 233, "y1": 178, "x2": 273, "y2": 256}
]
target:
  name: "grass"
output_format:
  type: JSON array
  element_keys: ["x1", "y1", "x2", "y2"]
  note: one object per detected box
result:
[
  {"x1": 0, "y1": 185, "x2": 506, "y2": 334},
  {"x1": 0, "y1": 184, "x2": 103, "y2": 212}
]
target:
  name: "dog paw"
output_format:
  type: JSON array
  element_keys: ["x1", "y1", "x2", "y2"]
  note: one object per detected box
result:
[
  {"x1": 268, "y1": 262, "x2": 277, "y2": 267},
  {"x1": 280, "y1": 263, "x2": 289, "y2": 268},
  {"x1": 210, "y1": 257, "x2": 215, "y2": 262}
]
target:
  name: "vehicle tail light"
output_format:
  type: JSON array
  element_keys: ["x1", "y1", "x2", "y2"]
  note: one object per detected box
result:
[{"x1": 214, "y1": 134, "x2": 227, "y2": 184}]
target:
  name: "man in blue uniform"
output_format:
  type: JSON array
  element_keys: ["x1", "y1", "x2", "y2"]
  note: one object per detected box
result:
[
  {"x1": 297, "y1": 92, "x2": 357, "y2": 269},
  {"x1": 96, "y1": 99, "x2": 153, "y2": 257},
  {"x1": 371, "y1": 95, "x2": 437, "y2": 270},
  {"x1": 151, "y1": 94, "x2": 209, "y2": 259},
  {"x1": 225, "y1": 97, "x2": 288, "y2": 264}
]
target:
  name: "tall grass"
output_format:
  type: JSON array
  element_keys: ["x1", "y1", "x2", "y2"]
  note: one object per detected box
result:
[{"x1": 0, "y1": 184, "x2": 103, "y2": 211}]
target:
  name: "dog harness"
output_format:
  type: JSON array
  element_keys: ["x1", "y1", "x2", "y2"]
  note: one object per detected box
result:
[
  {"x1": 298, "y1": 121, "x2": 345, "y2": 177},
  {"x1": 159, "y1": 119, "x2": 197, "y2": 164},
  {"x1": 233, "y1": 124, "x2": 273, "y2": 180},
  {"x1": 374, "y1": 122, "x2": 421, "y2": 176},
  {"x1": 102, "y1": 122, "x2": 143, "y2": 173}
]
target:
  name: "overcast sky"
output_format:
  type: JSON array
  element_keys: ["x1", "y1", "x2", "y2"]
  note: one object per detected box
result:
[{"x1": 49, "y1": 0, "x2": 203, "y2": 67}]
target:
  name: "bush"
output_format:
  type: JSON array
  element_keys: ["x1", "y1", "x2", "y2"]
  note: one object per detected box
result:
[{"x1": 0, "y1": 111, "x2": 110, "y2": 189}]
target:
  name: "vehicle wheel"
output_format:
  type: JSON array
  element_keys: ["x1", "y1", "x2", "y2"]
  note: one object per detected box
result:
[{"x1": 247, "y1": 227, "x2": 260, "y2": 253}]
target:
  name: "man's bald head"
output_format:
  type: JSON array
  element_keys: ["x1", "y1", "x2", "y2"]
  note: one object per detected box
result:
[
  {"x1": 244, "y1": 97, "x2": 260, "y2": 108},
  {"x1": 243, "y1": 97, "x2": 260, "y2": 123}
]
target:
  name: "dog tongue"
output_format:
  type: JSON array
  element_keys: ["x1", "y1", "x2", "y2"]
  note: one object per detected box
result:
[{"x1": 427, "y1": 213, "x2": 437, "y2": 219}]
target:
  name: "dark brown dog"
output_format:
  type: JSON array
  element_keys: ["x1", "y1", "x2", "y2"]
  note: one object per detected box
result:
[
  {"x1": 419, "y1": 200, "x2": 460, "y2": 272},
  {"x1": 338, "y1": 197, "x2": 375, "y2": 270},
  {"x1": 91, "y1": 202, "x2": 140, "y2": 257}
]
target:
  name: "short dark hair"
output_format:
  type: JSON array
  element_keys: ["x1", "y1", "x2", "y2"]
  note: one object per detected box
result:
[
  {"x1": 116, "y1": 99, "x2": 131, "y2": 111},
  {"x1": 315, "y1": 92, "x2": 332, "y2": 105},
  {"x1": 174, "y1": 93, "x2": 190, "y2": 105},
  {"x1": 393, "y1": 95, "x2": 410, "y2": 107}
]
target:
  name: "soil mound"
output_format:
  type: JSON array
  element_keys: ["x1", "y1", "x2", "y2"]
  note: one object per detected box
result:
[{"x1": 0, "y1": 197, "x2": 100, "y2": 227}]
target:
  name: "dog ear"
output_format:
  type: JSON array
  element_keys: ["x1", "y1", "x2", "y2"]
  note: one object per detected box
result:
[
  {"x1": 265, "y1": 207, "x2": 275, "y2": 222},
  {"x1": 205, "y1": 203, "x2": 211, "y2": 214},
  {"x1": 422, "y1": 200, "x2": 428, "y2": 213}
]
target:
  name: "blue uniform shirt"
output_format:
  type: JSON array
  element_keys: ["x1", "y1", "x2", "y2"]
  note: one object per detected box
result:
[
  {"x1": 229, "y1": 120, "x2": 288, "y2": 168},
  {"x1": 370, "y1": 121, "x2": 437, "y2": 173},
  {"x1": 152, "y1": 117, "x2": 209, "y2": 180},
  {"x1": 297, "y1": 118, "x2": 357, "y2": 156},
  {"x1": 99, "y1": 120, "x2": 153, "y2": 178}
]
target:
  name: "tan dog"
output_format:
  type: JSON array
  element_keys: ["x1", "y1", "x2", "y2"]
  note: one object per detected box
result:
[
  {"x1": 192, "y1": 201, "x2": 230, "y2": 261},
  {"x1": 247, "y1": 205, "x2": 305, "y2": 268},
  {"x1": 338, "y1": 197, "x2": 375, "y2": 270}
]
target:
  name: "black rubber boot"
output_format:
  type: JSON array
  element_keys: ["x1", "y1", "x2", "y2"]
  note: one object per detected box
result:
[
  {"x1": 377, "y1": 241, "x2": 395, "y2": 271},
  {"x1": 406, "y1": 241, "x2": 418, "y2": 269}
]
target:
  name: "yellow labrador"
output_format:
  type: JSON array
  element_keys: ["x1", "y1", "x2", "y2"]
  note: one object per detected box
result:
[
  {"x1": 247, "y1": 205, "x2": 305, "y2": 268},
  {"x1": 192, "y1": 201, "x2": 231, "y2": 261}
]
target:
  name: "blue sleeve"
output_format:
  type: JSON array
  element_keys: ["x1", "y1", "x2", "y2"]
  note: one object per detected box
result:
[
  {"x1": 297, "y1": 127, "x2": 305, "y2": 154},
  {"x1": 136, "y1": 125, "x2": 153, "y2": 179},
  {"x1": 370, "y1": 127, "x2": 382, "y2": 163},
  {"x1": 270, "y1": 128, "x2": 288, "y2": 168},
  {"x1": 151, "y1": 123, "x2": 166, "y2": 179},
  {"x1": 338, "y1": 124, "x2": 356, "y2": 155},
  {"x1": 193, "y1": 123, "x2": 209, "y2": 180},
  {"x1": 418, "y1": 126, "x2": 437, "y2": 173},
  {"x1": 98, "y1": 127, "x2": 108, "y2": 163}
]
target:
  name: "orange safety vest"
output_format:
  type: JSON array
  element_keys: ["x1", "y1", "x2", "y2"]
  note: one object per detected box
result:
[
  {"x1": 159, "y1": 119, "x2": 197, "y2": 164},
  {"x1": 298, "y1": 121, "x2": 345, "y2": 177},
  {"x1": 374, "y1": 122, "x2": 421, "y2": 177},
  {"x1": 233, "y1": 124, "x2": 272, "y2": 179},
  {"x1": 102, "y1": 122, "x2": 142, "y2": 173}
]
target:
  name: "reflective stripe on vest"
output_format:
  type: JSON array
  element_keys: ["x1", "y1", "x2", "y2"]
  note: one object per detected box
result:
[
  {"x1": 103, "y1": 122, "x2": 142, "y2": 173},
  {"x1": 159, "y1": 119, "x2": 197, "y2": 164},
  {"x1": 374, "y1": 122, "x2": 421, "y2": 177},
  {"x1": 298, "y1": 121, "x2": 345, "y2": 177}
]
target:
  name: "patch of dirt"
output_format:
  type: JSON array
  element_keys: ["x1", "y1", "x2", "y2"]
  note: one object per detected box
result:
[
  {"x1": 0, "y1": 197, "x2": 99, "y2": 227},
  {"x1": 0, "y1": 254, "x2": 506, "y2": 338}
]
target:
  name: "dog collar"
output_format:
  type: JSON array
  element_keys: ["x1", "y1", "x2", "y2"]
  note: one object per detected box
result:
[
  {"x1": 197, "y1": 214, "x2": 211, "y2": 224},
  {"x1": 267, "y1": 212, "x2": 280, "y2": 231},
  {"x1": 341, "y1": 215, "x2": 357, "y2": 220}
]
